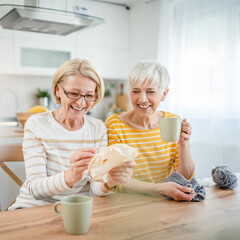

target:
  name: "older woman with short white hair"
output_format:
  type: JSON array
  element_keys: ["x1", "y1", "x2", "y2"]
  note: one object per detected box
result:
[
  {"x1": 106, "y1": 60, "x2": 195, "y2": 201},
  {"x1": 9, "y1": 58, "x2": 135, "y2": 210}
]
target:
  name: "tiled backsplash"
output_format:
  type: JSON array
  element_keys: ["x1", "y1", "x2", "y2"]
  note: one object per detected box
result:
[{"x1": 0, "y1": 74, "x2": 129, "y2": 121}]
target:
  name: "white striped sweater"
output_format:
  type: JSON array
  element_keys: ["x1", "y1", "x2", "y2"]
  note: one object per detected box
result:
[{"x1": 9, "y1": 111, "x2": 108, "y2": 210}]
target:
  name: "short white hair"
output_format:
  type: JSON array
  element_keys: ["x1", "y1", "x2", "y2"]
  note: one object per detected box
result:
[{"x1": 128, "y1": 60, "x2": 170, "y2": 92}]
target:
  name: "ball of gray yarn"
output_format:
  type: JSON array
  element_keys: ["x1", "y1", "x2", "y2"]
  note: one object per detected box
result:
[{"x1": 212, "y1": 165, "x2": 238, "y2": 190}]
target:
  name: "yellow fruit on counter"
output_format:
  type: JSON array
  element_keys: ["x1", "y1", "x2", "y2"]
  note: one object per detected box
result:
[{"x1": 27, "y1": 105, "x2": 48, "y2": 113}]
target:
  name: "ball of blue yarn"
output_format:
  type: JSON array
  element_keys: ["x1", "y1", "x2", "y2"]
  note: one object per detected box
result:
[{"x1": 211, "y1": 165, "x2": 238, "y2": 190}]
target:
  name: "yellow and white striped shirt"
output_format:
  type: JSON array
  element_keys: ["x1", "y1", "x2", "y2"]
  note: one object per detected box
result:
[
  {"x1": 105, "y1": 112, "x2": 180, "y2": 184},
  {"x1": 9, "y1": 111, "x2": 108, "y2": 210}
]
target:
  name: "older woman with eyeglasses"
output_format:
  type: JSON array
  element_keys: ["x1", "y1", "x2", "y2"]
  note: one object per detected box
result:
[
  {"x1": 9, "y1": 59, "x2": 135, "y2": 210},
  {"x1": 105, "y1": 60, "x2": 195, "y2": 201}
]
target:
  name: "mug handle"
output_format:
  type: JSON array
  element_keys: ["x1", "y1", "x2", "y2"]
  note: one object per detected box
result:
[{"x1": 54, "y1": 201, "x2": 62, "y2": 216}]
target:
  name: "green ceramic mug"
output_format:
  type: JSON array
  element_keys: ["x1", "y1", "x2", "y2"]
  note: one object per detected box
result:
[
  {"x1": 54, "y1": 195, "x2": 93, "y2": 235},
  {"x1": 159, "y1": 117, "x2": 182, "y2": 142}
]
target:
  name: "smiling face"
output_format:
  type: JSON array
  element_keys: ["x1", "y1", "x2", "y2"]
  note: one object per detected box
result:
[
  {"x1": 56, "y1": 74, "x2": 97, "y2": 121},
  {"x1": 130, "y1": 81, "x2": 168, "y2": 119}
]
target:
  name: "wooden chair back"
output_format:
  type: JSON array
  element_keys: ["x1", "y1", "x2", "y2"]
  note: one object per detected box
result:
[{"x1": 0, "y1": 144, "x2": 24, "y2": 211}]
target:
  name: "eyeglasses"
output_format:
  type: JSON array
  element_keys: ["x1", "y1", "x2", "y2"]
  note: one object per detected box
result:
[{"x1": 62, "y1": 88, "x2": 97, "y2": 102}]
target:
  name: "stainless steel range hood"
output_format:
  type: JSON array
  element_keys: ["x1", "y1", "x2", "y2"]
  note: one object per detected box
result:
[{"x1": 0, "y1": 3, "x2": 104, "y2": 35}]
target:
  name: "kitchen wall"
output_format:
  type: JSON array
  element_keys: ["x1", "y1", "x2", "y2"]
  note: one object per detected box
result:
[
  {"x1": 0, "y1": 74, "x2": 52, "y2": 115},
  {"x1": 129, "y1": 0, "x2": 162, "y2": 67},
  {"x1": 0, "y1": 74, "x2": 129, "y2": 121}
]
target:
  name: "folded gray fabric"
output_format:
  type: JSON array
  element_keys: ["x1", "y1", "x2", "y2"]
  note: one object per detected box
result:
[{"x1": 164, "y1": 171, "x2": 205, "y2": 202}]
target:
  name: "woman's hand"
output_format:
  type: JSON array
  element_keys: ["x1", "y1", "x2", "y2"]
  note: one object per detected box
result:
[
  {"x1": 64, "y1": 148, "x2": 96, "y2": 188},
  {"x1": 154, "y1": 182, "x2": 195, "y2": 201},
  {"x1": 179, "y1": 118, "x2": 192, "y2": 145},
  {"x1": 105, "y1": 160, "x2": 136, "y2": 189}
]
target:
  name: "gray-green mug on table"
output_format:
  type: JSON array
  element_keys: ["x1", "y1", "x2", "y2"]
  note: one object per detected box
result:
[
  {"x1": 54, "y1": 195, "x2": 93, "y2": 235},
  {"x1": 159, "y1": 117, "x2": 182, "y2": 142}
]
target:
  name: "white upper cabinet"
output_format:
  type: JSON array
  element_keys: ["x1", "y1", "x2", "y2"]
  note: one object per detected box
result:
[
  {"x1": 0, "y1": 0, "x2": 129, "y2": 79},
  {"x1": 75, "y1": 3, "x2": 129, "y2": 79},
  {"x1": 0, "y1": 34, "x2": 14, "y2": 74}
]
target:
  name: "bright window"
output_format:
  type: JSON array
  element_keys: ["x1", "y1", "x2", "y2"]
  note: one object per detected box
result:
[{"x1": 166, "y1": 0, "x2": 240, "y2": 118}]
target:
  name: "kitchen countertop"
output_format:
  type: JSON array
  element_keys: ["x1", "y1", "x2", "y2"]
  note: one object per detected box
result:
[{"x1": 0, "y1": 127, "x2": 24, "y2": 145}]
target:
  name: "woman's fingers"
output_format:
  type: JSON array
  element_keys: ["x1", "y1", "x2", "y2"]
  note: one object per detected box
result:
[
  {"x1": 173, "y1": 185, "x2": 195, "y2": 201},
  {"x1": 109, "y1": 170, "x2": 132, "y2": 185},
  {"x1": 175, "y1": 190, "x2": 195, "y2": 201},
  {"x1": 110, "y1": 171, "x2": 131, "y2": 177},
  {"x1": 182, "y1": 126, "x2": 192, "y2": 135},
  {"x1": 70, "y1": 149, "x2": 96, "y2": 168},
  {"x1": 66, "y1": 148, "x2": 96, "y2": 187},
  {"x1": 110, "y1": 160, "x2": 136, "y2": 173},
  {"x1": 181, "y1": 119, "x2": 192, "y2": 134},
  {"x1": 110, "y1": 166, "x2": 133, "y2": 174},
  {"x1": 177, "y1": 184, "x2": 194, "y2": 194},
  {"x1": 72, "y1": 158, "x2": 92, "y2": 168},
  {"x1": 108, "y1": 175, "x2": 130, "y2": 185},
  {"x1": 180, "y1": 132, "x2": 190, "y2": 141},
  {"x1": 123, "y1": 160, "x2": 136, "y2": 168},
  {"x1": 108, "y1": 161, "x2": 136, "y2": 186},
  {"x1": 180, "y1": 119, "x2": 192, "y2": 143},
  {"x1": 71, "y1": 149, "x2": 95, "y2": 161},
  {"x1": 69, "y1": 149, "x2": 96, "y2": 175}
]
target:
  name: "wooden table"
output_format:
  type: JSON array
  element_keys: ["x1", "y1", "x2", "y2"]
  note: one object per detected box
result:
[{"x1": 0, "y1": 177, "x2": 240, "y2": 240}]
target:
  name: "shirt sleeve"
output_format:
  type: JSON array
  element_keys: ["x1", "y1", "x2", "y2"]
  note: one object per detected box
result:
[
  {"x1": 23, "y1": 121, "x2": 71, "y2": 200},
  {"x1": 89, "y1": 181, "x2": 112, "y2": 196}
]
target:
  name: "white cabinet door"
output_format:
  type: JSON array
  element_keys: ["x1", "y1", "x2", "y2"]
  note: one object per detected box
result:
[
  {"x1": 75, "y1": 3, "x2": 129, "y2": 79},
  {"x1": 0, "y1": 36, "x2": 14, "y2": 74},
  {"x1": 13, "y1": 39, "x2": 76, "y2": 76}
]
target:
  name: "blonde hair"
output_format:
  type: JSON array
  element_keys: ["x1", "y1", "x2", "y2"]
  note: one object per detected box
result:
[
  {"x1": 52, "y1": 58, "x2": 104, "y2": 108},
  {"x1": 129, "y1": 60, "x2": 170, "y2": 92}
]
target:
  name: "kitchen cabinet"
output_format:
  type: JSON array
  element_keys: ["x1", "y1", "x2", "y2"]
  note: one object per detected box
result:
[
  {"x1": 13, "y1": 38, "x2": 76, "y2": 76},
  {"x1": 0, "y1": 26, "x2": 77, "y2": 76},
  {"x1": 0, "y1": 35, "x2": 14, "y2": 74},
  {"x1": 0, "y1": 1, "x2": 129, "y2": 79},
  {"x1": 77, "y1": 45, "x2": 129, "y2": 79}
]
